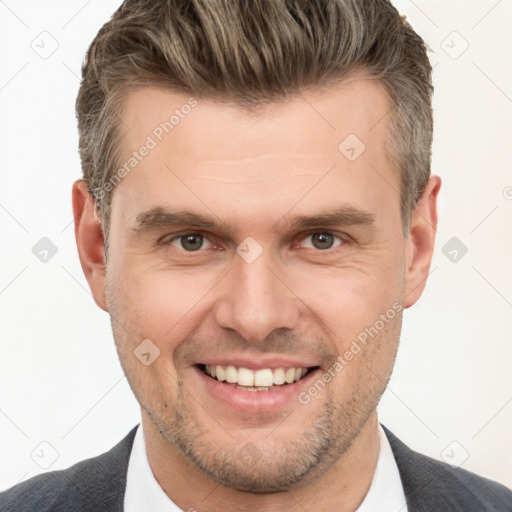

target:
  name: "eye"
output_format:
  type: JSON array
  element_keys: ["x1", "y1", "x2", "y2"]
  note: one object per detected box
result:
[
  {"x1": 299, "y1": 232, "x2": 344, "y2": 250},
  {"x1": 168, "y1": 233, "x2": 213, "y2": 251}
]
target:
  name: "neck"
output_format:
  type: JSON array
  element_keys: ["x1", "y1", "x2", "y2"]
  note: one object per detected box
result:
[{"x1": 141, "y1": 411, "x2": 381, "y2": 512}]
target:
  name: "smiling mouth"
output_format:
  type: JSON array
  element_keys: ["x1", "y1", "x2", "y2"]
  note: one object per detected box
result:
[{"x1": 198, "y1": 364, "x2": 319, "y2": 391}]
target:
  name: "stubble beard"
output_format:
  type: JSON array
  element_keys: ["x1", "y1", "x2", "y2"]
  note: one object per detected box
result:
[
  {"x1": 107, "y1": 286, "x2": 398, "y2": 493},
  {"x1": 139, "y1": 372, "x2": 384, "y2": 493}
]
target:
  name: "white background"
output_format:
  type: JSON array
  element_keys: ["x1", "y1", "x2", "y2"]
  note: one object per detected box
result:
[{"x1": 1, "y1": 0, "x2": 511, "y2": 494}]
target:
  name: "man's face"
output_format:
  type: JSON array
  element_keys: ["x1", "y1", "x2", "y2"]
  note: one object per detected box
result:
[{"x1": 102, "y1": 78, "x2": 413, "y2": 492}]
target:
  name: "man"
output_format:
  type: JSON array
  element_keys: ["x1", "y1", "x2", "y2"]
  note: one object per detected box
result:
[{"x1": 1, "y1": 0, "x2": 511, "y2": 510}]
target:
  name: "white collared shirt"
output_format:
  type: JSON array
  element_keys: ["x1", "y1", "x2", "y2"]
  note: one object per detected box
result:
[
  {"x1": 356, "y1": 426, "x2": 408, "y2": 512},
  {"x1": 124, "y1": 424, "x2": 408, "y2": 512}
]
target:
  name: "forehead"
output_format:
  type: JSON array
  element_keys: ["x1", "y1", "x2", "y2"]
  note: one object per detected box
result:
[
  {"x1": 111, "y1": 78, "x2": 399, "y2": 231},
  {"x1": 120, "y1": 77, "x2": 391, "y2": 157}
]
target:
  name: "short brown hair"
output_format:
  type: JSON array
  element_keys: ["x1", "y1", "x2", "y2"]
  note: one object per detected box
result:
[{"x1": 76, "y1": 0, "x2": 433, "y2": 238}]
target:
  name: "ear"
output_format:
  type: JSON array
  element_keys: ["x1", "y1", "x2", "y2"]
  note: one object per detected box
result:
[
  {"x1": 404, "y1": 175, "x2": 441, "y2": 308},
  {"x1": 72, "y1": 179, "x2": 108, "y2": 311}
]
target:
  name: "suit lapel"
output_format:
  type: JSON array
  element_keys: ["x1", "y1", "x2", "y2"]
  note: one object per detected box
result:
[{"x1": 58, "y1": 425, "x2": 138, "y2": 512}]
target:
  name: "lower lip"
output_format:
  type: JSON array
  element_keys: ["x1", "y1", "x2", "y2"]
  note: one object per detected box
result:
[{"x1": 194, "y1": 366, "x2": 320, "y2": 413}]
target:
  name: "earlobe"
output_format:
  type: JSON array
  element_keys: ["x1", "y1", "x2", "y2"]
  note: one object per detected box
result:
[
  {"x1": 72, "y1": 179, "x2": 108, "y2": 311},
  {"x1": 403, "y1": 175, "x2": 441, "y2": 309}
]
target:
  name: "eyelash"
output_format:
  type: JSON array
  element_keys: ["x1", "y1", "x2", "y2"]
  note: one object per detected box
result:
[
  {"x1": 165, "y1": 232, "x2": 214, "y2": 251},
  {"x1": 295, "y1": 231, "x2": 347, "y2": 250},
  {"x1": 159, "y1": 230, "x2": 350, "y2": 252}
]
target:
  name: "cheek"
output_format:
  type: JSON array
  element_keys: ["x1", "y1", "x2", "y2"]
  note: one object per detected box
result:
[
  {"x1": 110, "y1": 263, "x2": 220, "y2": 347},
  {"x1": 325, "y1": 308, "x2": 403, "y2": 407},
  {"x1": 284, "y1": 250, "x2": 404, "y2": 347}
]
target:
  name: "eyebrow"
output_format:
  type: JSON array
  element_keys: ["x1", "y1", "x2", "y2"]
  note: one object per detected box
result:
[
  {"x1": 134, "y1": 208, "x2": 225, "y2": 231},
  {"x1": 285, "y1": 207, "x2": 376, "y2": 231},
  {"x1": 133, "y1": 206, "x2": 376, "y2": 234}
]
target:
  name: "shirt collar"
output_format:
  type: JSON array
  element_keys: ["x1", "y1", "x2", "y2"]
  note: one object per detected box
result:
[
  {"x1": 355, "y1": 425, "x2": 408, "y2": 512},
  {"x1": 124, "y1": 424, "x2": 182, "y2": 512}
]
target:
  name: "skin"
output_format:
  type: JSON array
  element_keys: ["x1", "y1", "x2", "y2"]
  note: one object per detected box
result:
[{"x1": 73, "y1": 76, "x2": 440, "y2": 511}]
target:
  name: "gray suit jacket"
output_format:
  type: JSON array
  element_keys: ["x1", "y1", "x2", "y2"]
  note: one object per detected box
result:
[{"x1": 1, "y1": 425, "x2": 511, "y2": 511}]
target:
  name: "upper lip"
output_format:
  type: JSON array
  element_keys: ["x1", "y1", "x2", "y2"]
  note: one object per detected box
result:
[{"x1": 196, "y1": 356, "x2": 320, "y2": 371}]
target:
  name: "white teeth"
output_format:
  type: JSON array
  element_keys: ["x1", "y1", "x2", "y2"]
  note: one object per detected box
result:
[
  {"x1": 216, "y1": 365, "x2": 226, "y2": 381},
  {"x1": 285, "y1": 368, "x2": 295, "y2": 384},
  {"x1": 225, "y1": 365, "x2": 238, "y2": 383},
  {"x1": 204, "y1": 364, "x2": 311, "y2": 389},
  {"x1": 273, "y1": 368, "x2": 286, "y2": 385},
  {"x1": 237, "y1": 385, "x2": 269, "y2": 391},
  {"x1": 238, "y1": 367, "x2": 254, "y2": 386},
  {"x1": 254, "y1": 369, "x2": 274, "y2": 387}
]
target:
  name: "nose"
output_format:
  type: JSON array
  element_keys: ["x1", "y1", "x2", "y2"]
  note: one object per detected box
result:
[{"x1": 213, "y1": 254, "x2": 300, "y2": 343}]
